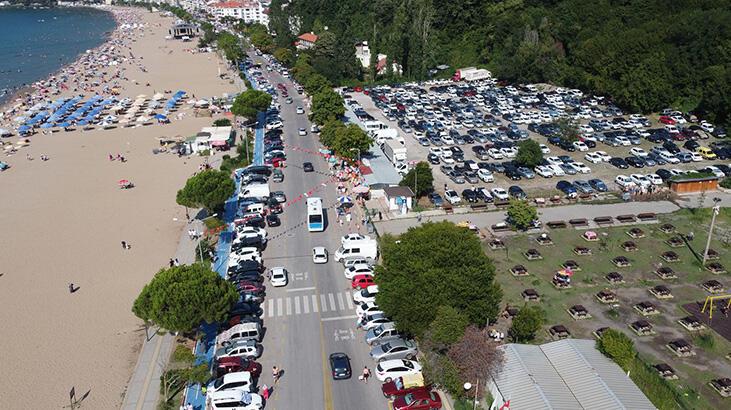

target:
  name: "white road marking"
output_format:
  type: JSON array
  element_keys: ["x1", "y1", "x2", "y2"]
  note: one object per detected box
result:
[
  {"x1": 328, "y1": 293, "x2": 336, "y2": 311},
  {"x1": 277, "y1": 298, "x2": 283, "y2": 317},
  {"x1": 303, "y1": 296, "x2": 310, "y2": 314},
  {"x1": 294, "y1": 296, "x2": 301, "y2": 314},
  {"x1": 286, "y1": 297, "x2": 292, "y2": 315},
  {"x1": 267, "y1": 298, "x2": 274, "y2": 318},
  {"x1": 312, "y1": 294, "x2": 319, "y2": 313},
  {"x1": 346, "y1": 296, "x2": 354, "y2": 310},
  {"x1": 286, "y1": 286, "x2": 316, "y2": 293},
  {"x1": 321, "y1": 315, "x2": 358, "y2": 322},
  {"x1": 337, "y1": 292, "x2": 345, "y2": 310},
  {"x1": 320, "y1": 294, "x2": 328, "y2": 312}
]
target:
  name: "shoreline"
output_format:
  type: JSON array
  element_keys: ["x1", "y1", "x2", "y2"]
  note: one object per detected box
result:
[{"x1": 0, "y1": 5, "x2": 117, "y2": 110}]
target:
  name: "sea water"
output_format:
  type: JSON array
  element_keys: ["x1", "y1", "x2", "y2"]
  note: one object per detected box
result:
[{"x1": 0, "y1": 7, "x2": 116, "y2": 103}]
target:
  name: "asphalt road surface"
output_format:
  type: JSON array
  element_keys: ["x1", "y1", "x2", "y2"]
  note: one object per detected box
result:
[{"x1": 249, "y1": 52, "x2": 385, "y2": 410}]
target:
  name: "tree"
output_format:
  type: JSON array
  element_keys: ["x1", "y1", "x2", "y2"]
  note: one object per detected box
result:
[
  {"x1": 176, "y1": 170, "x2": 235, "y2": 213},
  {"x1": 509, "y1": 305, "x2": 545, "y2": 342},
  {"x1": 231, "y1": 89, "x2": 272, "y2": 121},
  {"x1": 273, "y1": 47, "x2": 295, "y2": 66},
  {"x1": 303, "y1": 73, "x2": 331, "y2": 96},
  {"x1": 132, "y1": 264, "x2": 238, "y2": 333},
  {"x1": 597, "y1": 329, "x2": 636, "y2": 370},
  {"x1": 447, "y1": 326, "x2": 503, "y2": 397},
  {"x1": 310, "y1": 89, "x2": 345, "y2": 125},
  {"x1": 213, "y1": 118, "x2": 231, "y2": 127},
  {"x1": 399, "y1": 161, "x2": 434, "y2": 198},
  {"x1": 216, "y1": 31, "x2": 243, "y2": 63},
  {"x1": 319, "y1": 120, "x2": 344, "y2": 148},
  {"x1": 515, "y1": 139, "x2": 543, "y2": 168},
  {"x1": 331, "y1": 124, "x2": 372, "y2": 159},
  {"x1": 421, "y1": 353, "x2": 465, "y2": 398},
  {"x1": 506, "y1": 199, "x2": 538, "y2": 231},
  {"x1": 426, "y1": 305, "x2": 469, "y2": 347},
  {"x1": 554, "y1": 117, "x2": 580, "y2": 142},
  {"x1": 376, "y1": 221, "x2": 502, "y2": 338}
]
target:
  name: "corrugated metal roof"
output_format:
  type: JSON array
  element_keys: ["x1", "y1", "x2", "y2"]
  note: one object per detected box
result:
[{"x1": 491, "y1": 340, "x2": 655, "y2": 410}]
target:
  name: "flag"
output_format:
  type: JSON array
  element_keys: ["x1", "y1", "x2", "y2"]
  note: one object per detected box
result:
[{"x1": 499, "y1": 400, "x2": 511, "y2": 410}]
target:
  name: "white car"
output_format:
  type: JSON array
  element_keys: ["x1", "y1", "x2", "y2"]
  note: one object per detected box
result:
[
  {"x1": 702, "y1": 166, "x2": 726, "y2": 178},
  {"x1": 545, "y1": 156, "x2": 563, "y2": 165},
  {"x1": 490, "y1": 187, "x2": 509, "y2": 201},
  {"x1": 395, "y1": 162, "x2": 408, "y2": 175},
  {"x1": 356, "y1": 302, "x2": 383, "y2": 318},
  {"x1": 548, "y1": 163, "x2": 566, "y2": 176},
  {"x1": 235, "y1": 227, "x2": 267, "y2": 240},
  {"x1": 298, "y1": 128, "x2": 307, "y2": 136},
  {"x1": 595, "y1": 150, "x2": 611, "y2": 162},
  {"x1": 477, "y1": 168, "x2": 494, "y2": 183},
  {"x1": 629, "y1": 147, "x2": 648, "y2": 157},
  {"x1": 540, "y1": 144, "x2": 550, "y2": 154},
  {"x1": 296, "y1": 106, "x2": 304, "y2": 114},
  {"x1": 646, "y1": 173, "x2": 664, "y2": 185},
  {"x1": 615, "y1": 175, "x2": 635, "y2": 188},
  {"x1": 500, "y1": 147, "x2": 518, "y2": 158},
  {"x1": 269, "y1": 267, "x2": 288, "y2": 287},
  {"x1": 444, "y1": 189, "x2": 461, "y2": 204},
  {"x1": 584, "y1": 152, "x2": 603, "y2": 164},
  {"x1": 534, "y1": 165, "x2": 554, "y2": 178},
  {"x1": 228, "y1": 248, "x2": 262, "y2": 266},
  {"x1": 312, "y1": 247, "x2": 328, "y2": 264},
  {"x1": 207, "y1": 371, "x2": 253, "y2": 395},
  {"x1": 360, "y1": 315, "x2": 393, "y2": 331},
  {"x1": 344, "y1": 263, "x2": 374, "y2": 279},
  {"x1": 615, "y1": 136, "x2": 631, "y2": 146},
  {"x1": 630, "y1": 174, "x2": 651, "y2": 188},
  {"x1": 659, "y1": 151, "x2": 680, "y2": 164},
  {"x1": 700, "y1": 121, "x2": 714, "y2": 133},
  {"x1": 440, "y1": 135, "x2": 455, "y2": 145},
  {"x1": 342, "y1": 233, "x2": 369, "y2": 245},
  {"x1": 688, "y1": 151, "x2": 703, "y2": 162},
  {"x1": 573, "y1": 141, "x2": 589, "y2": 152},
  {"x1": 441, "y1": 156, "x2": 455, "y2": 165},
  {"x1": 570, "y1": 162, "x2": 591, "y2": 174},
  {"x1": 353, "y1": 285, "x2": 379, "y2": 305},
  {"x1": 487, "y1": 148, "x2": 503, "y2": 159},
  {"x1": 375, "y1": 359, "x2": 422, "y2": 382},
  {"x1": 429, "y1": 147, "x2": 444, "y2": 156},
  {"x1": 209, "y1": 390, "x2": 263, "y2": 410},
  {"x1": 265, "y1": 121, "x2": 283, "y2": 130}
]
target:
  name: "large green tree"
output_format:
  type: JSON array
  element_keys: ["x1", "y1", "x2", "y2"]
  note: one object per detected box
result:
[
  {"x1": 399, "y1": 161, "x2": 434, "y2": 198},
  {"x1": 132, "y1": 264, "x2": 238, "y2": 333},
  {"x1": 515, "y1": 139, "x2": 543, "y2": 168},
  {"x1": 509, "y1": 305, "x2": 545, "y2": 342},
  {"x1": 176, "y1": 170, "x2": 236, "y2": 212},
  {"x1": 376, "y1": 221, "x2": 502, "y2": 337},
  {"x1": 310, "y1": 89, "x2": 345, "y2": 125},
  {"x1": 597, "y1": 329, "x2": 637, "y2": 370},
  {"x1": 330, "y1": 123, "x2": 372, "y2": 159},
  {"x1": 506, "y1": 199, "x2": 538, "y2": 231},
  {"x1": 426, "y1": 305, "x2": 469, "y2": 347},
  {"x1": 216, "y1": 31, "x2": 243, "y2": 63},
  {"x1": 231, "y1": 89, "x2": 273, "y2": 120},
  {"x1": 273, "y1": 47, "x2": 295, "y2": 66}
]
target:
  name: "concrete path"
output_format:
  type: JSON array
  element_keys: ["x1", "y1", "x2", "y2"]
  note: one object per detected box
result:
[
  {"x1": 121, "y1": 219, "x2": 203, "y2": 410},
  {"x1": 374, "y1": 200, "x2": 682, "y2": 236}
]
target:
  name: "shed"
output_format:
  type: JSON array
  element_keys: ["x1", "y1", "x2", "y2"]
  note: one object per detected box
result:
[{"x1": 383, "y1": 186, "x2": 414, "y2": 213}]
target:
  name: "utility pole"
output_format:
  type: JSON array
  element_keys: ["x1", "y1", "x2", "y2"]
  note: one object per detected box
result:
[{"x1": 702, "y1": 197, "x2": 722, "y2": 265}]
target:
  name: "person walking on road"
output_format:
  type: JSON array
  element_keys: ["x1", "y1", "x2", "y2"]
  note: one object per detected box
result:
[
  {"x1": 361, "y1": 366, "x2": 371, "y2": 383},
  {"x1": 272, "y1": 366, "x2": 280, "y2": 384}
]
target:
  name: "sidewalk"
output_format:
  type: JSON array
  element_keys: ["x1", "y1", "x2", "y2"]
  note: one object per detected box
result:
[{"x1": 121, "y1": 219, "x2": 204, "y2": 410}]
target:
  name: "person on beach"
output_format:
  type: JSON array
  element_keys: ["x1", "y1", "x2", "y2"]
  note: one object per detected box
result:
[
  {"x1": 68, "y1": 283, "x2": 75, "y2": 293},
  {"x1": 169, "y1": 258, "x2": 174, "y2": 268},
  {"x1": 272, "y1": 366, "x2": 280, "y2": 383}
]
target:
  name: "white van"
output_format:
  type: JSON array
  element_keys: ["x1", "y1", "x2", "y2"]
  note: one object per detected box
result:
[
  {"x1": 245, "y1": 203, "x2": 264, "y2": 215},
  {"x1": 218, "y1": 322, "x2": 262, "y2": 344},
  {"x1": 334, "y1": 239, "x2": 378, "y2": 262}
]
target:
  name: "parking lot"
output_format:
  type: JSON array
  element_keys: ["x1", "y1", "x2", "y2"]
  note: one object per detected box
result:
[{"x1": 343, "y1": 80, "x2": 730, "y2": 207}]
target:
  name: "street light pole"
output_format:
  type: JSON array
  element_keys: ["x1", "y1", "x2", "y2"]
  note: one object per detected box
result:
[{"x1": 702, "y1": 198, "x2": 722, "y2": 265}]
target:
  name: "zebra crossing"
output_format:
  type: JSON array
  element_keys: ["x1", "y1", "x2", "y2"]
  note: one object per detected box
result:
[{"x1": 262, "y1": 291, "x2": 355, "y2": 318}]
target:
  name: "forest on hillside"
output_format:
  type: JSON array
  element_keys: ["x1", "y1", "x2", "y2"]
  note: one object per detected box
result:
[{"x1": 267, "y1": 0, "x2": 731, "y2": 126}]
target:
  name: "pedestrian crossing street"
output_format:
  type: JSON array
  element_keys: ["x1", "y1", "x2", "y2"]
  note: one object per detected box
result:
[{"x1": 262, "y1": 291, "x2": 355, "y2": 318}]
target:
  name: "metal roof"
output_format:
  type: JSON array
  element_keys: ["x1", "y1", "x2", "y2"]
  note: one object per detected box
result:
[{"x1": 490, "y1": 340, "x2": 656, "y2": 410}]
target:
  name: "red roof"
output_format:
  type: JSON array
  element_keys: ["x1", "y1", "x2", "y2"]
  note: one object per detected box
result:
[
  {"x1": 298, "y1": 33, "x2": 319, "y2": 43},
  {"x1": 213, "y1": 0, "x2": 259, "y2": 9}
]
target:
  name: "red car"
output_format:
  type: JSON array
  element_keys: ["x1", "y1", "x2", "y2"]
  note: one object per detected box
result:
[
  {"x1": 237, "y1": 282, "x2": 264, "y2": 294},
  {"x1": 382, "y1": 377, "x2": 428, "y2": 399},
  {"x1": 351, "y1": 274, "x2": 375, "y2": 290},
  {"x1": 659, "y1": 116, "x2": 676, "y2": 125},
  {"x1": 214, "y1": 356, "x2": 262, "y2": 379},
  {"x1": 353, "y1": 86, "x2": 363, "y2": 92},
  {"x1": 392, "y1": 388, "x2": 442, "y2": 410}
]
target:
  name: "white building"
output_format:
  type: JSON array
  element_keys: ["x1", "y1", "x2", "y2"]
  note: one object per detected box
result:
[
  {"x1": 209, "y1": 0, "x2": 269, "y2": 27},
  {"x1": 355, "y1": 41, "x2": 401, "y2": 76}
]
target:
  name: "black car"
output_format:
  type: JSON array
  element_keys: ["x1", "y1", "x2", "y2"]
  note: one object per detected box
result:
[
  {"x1": 231, "y1": 260, "x2": 263, "y2": 273},
  {"x1": 461, "y1": 188, "x2": 478, "y2": 203},
  {"x1": 683, "y1": 140, "x2": 700, "y2": 151},
  {"x1": 266, "y1": 213, "x2": 281, "y2": 227},
  {"x1": 427, "y1": 153, "x2": 440, "y2": 165},
  {"x1": 428, "y1": 192, "x2": 444, "y2": 207},
  {"x1": 241, "y1": 215, "x2": 266, "y2": 228},
  {"x1": 303, "y1": 162, "x2": 314, "y2": 172},
  {"x1": 655, "y1": 168, "x2": 673, "y2": 181},
  {"x1": 609, "y1": 157, "x2": 629, "y2": 169},
  {"x1": 229, "y1": 271, "x2": 262, "y2": 283},
  {"x1": 712, "y1": 147, "x2": 730, "y2": 160},
  {"x1": 662, "y1": 141, "x2": 680, "y2": 154},
  {"x1": 329, "y1": 353, "x2": 352, "y2": 380},
  {"x1": 624, "y1": 156, "x2": 645, "y2": 168},
  {"x1": 232, "y1": 236, "x2": 265, "y2": 251},
  {"x1": 229, "y1": 302, "x2": 262, "y2": 317},
  {"x1": 584, "y1": 139, "x2": 597, "y2": 148},
  {"x1": 558, "y1": 140, "x2": 576, "y2": 152},
  {"x1": 716, "y1": 164, "x2": 731, "y2": 176},
  {"x1": 508, "y1": 185, "x2": 527, "y2": 200},
  {"x1": 504, "y1": 168, "x2": 522, "y2": 180}
]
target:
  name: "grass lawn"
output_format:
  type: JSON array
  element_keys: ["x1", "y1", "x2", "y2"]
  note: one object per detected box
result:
[{"x1": 485, "y1": 207, "x2": 731, "y2": 409}]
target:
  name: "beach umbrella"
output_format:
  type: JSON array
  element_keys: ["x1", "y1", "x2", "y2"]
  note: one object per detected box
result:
[
  {"x1": 59, "y1": 122, "x2": 71, "y2": 128},
  {"x1": 18, "y1": 125, "x2": 31, "y2": 134},
  {"x1": 77, "y1": 120, "x2": 88, "y2": 126},
  {"x1": 154, "y1": 114, "x2": 167, "y2": 120},
  {"x1": 40, "y1": 123, "x2": 54, "y2": 129},
  {"x1": 152, "y1": 92, "x2": 164, "y2": 101},
  {"x1": 338, "y1": 196, "x2": 353, "y2": 204}
]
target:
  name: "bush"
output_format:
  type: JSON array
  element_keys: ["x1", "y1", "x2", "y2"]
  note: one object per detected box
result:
[
  {"x1": 509, "y1": 305, "x2": 545, "y2": 342},
  {"x1": 173, "y1": 345, "x2": 195, "y2": 364},
  {"x1": 721, "y1": 177, "x2": 731, "y2": 189},
  {"x1": 213, "y1": 118, "x2": 232, "y2": 126},
  {"x1": 596, "y1": 329, "x2": 636, "y2": 370}
]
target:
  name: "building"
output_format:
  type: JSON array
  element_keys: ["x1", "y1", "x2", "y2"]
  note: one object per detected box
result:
[
  {"x1": 169, "y1": 22, "x2": 200, "y2": 39},
  {"x1": 186, "y1": 126, "x2": 235, "y2": 153},
  {"x1": 383, "y1": 186, "x2": 414, "y2": 213},
  {"x1": 209, "y1": 0, "x2": 269, "y2": 27},
  {"x1": 669, "y1": 174, "x2": 719, "y2": 193},
  {"x1": 296, "y1": 32, "x2": 319, "y2": 50},
  {"x1": 354, "y1": 41, "x2": 402, "y2": 76},
  {"x1": 488, "y1": 339, "x2": 655, "y2": 410}
]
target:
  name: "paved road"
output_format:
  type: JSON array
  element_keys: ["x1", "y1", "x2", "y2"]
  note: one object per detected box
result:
[{"x1": 249, "y1": 52, "x2": 385, "y2": 410}]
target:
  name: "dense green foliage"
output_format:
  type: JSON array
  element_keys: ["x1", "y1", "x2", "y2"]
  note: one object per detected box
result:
[
  {"x1": 376, "y1": 221, "x2": 502, "y2": 338},
  {"x1": 270, "y1": 0, "x2": 731, "y2": 126},
  {"x1": 220, "y1": 137, "x2": 253, "y2": 174},
  {"x1": 310, "y1": 89, "x2": 345, "y2": 124},
  {"x1": 426, "y1": 305, "x2": 469, "y2": 346},
  {"x1": 506, "y1": 199, "x2": 538, "y2": 231},
  {"x1": 133, "y1": 264, "x2": 238, "y2": 333},
  {"x1": 217, "y1": 31, "x2": 244, "y2": 63},
  {"x1": 509, "y1": 305, "x2": 545, "y2": 342},
  {"x1": 176, "y1": 170, "x2": 236, "y2": 212},
  {"x1": 721, "y1": 177, "x2": 731, "y2": 189},
  {"x1": 213, "y1": 118, "x2": 232, "y2": 127},
  {"x1": 231, "y1": 89, "x2": 272, "y2": 120},
  {"x1": 318, "y1": 121, "x2": 372, "y2": 160},
  {"x1": 596, "y1": 329, "x2": 636, "y2": 370},
  {"x1": 399, "y1": 161, "x2": 434, "y2": 198},
  {"x1": 515, "y1": 139, "x2": 543, "y2": 168},
  {"x1": 554, "y1": 117, "x2": 580, "y2": 142}
]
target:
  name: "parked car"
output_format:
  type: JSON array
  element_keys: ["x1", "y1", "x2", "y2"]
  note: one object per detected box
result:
[
  {"x1": 428, "y1": 192, "x2": 444, "y2": 207},
  {"x1": 329, "y1": 353, "x2": 352, "y2": 380},
  {"x1": 556, "y1": 180, "x2": 577, "y2": 198},
  {"x1": 375, "y1": 359, "x2": 422, "y2": 382},
  {"x1": 588, "y1": 178, "x2": 608, "y2": 192},
  {"x1": 392, "y1": 389, "x2": 443, "y2": 410}
]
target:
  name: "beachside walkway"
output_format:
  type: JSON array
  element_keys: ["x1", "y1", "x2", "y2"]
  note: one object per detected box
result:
[{"x1": 120, "y1": 218, "x2": 203, "y2": 410}]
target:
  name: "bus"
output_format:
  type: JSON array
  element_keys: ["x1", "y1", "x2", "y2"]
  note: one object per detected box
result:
[{"x1": 306, "y1": 197, "x2": 324, "y2": 232}]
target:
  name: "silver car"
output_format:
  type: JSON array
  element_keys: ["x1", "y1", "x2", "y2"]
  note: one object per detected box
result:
[
  {"x1": 369, "y1": 339, "x2": 418, "y2": 361},
  {"x1": 365, "y1": 323, "x2": 402, "y2": 345}
]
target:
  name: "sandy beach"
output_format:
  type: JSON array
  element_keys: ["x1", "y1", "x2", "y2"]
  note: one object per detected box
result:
[{"x1": 0, "y1": 7, "x2": 240, "y2": 408}]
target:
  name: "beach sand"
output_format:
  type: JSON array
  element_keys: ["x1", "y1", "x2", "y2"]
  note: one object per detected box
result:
[{"x1": 0, "y1": 8, "x2": 240, "y2": 408}]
